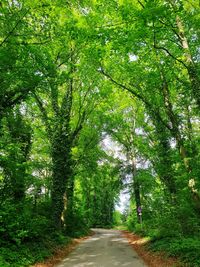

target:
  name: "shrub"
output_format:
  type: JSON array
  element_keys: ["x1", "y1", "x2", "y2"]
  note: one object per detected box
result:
[{"x1": 148, "y1": 237, "x2": 200, "y2": 267}]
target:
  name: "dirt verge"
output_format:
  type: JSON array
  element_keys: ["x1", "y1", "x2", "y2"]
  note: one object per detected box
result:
[{"x1": 122, "y1": 230, "x2": 184, "y2": 267}]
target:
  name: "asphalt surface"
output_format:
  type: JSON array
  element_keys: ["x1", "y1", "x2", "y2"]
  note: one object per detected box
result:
[{"x1": 56, "y1": 228, "x2": 147, "y2": 267}]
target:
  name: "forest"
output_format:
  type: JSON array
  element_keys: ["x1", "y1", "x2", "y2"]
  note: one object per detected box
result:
[{"x1": 0, "y1": 0, "x2": 200, "y2": 266}]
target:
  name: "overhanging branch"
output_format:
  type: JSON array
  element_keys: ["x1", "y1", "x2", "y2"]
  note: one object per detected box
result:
[{"x1": 99, "y1": 68, "x2": 172, "y2": 132}]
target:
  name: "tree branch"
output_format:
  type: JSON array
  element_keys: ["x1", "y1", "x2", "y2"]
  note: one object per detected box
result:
[
  {"x1": 99, "y1": 68, "x2": 172, "y2": 132},
  {"x1": 0, "y1": 9, "x2": 29, "y2": 47},
  {"x1": 32, "y1": 92, "x2": 52, "y2": 138},
  {"x1": 137, "y1": 0, "x2": 145, "y2": 8},
  {"x1": 153, "y1": 44, "x2": 188, "y2": 68}
]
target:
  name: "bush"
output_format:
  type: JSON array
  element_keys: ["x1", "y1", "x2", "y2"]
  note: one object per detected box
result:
[
  {"x1": 0, "y1": 232, "x2": 71, "y2": 267},
  {"x1": 0, "y1": 200, "x2": 72, "y2": 267},
  {"x1": 0, "y1": 200, "x2": 54, "y2": 245},
  {"x1": 64, "y1": 211, "x2": 89, "y2": 237},
  {"x1": 148, "y1": 237, "x2": 200, "y2": 267}
]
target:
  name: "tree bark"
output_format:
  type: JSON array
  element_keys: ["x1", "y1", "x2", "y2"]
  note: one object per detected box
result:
[
  {"x1": 51, "y1": 125, "x2": 72, "y2": 229},
  {"x1": 176, "y1": 16, "x2": 200, "y2": 109},
  {"x1": 132, "y1": 159, "x2": 142, "y2": 224}
]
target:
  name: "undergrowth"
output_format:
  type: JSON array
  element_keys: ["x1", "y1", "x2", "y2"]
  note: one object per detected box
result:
[
  {"x1": 0, "y1": 201, "x2": 90, "y2": 267},
  {"x1": 147, "y1": 236, "x2": 200, "y2": 267},
  {"x1": 0, "y1": 232, "x2": 71, "y2": 267}
]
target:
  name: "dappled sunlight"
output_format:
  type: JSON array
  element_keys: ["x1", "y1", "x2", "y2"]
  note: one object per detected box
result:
[
  {"x1": 84, "y1": 237, "x2": 101, "y2": 242},
  {"x1": 111, "y1": 237, "x2": 129, "y2": 243},
  {"x1": 55, "y1": 229, "x2": 146, "y2": 267},
  {"x1": 130, "y1": 238, "x2": 149, "y2": 245}
]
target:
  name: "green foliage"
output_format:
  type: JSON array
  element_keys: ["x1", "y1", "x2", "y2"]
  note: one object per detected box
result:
[
  {"x1": 65, "y1": 211, "x2": 90, "y2": 238},
  {"x1": 0, "y1": 200, "x2": 71, "y2": 267},
  {"x1": 0, "y1": 201, "x2": 51, "y2": 245},
  {"x1": 0, "y1": 235, "x2": 71, "y2": 267},
  {"x1": 148, "y1": 237, "x2": 200, "y2": 267},
  {"x1": 113, "y1": 211, "x2": 123, "y2": 226},
  {"x1": 0, "y1": 0, "x2": 200, "y2": 266}
]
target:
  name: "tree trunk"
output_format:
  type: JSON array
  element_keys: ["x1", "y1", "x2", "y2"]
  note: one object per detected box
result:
[
  {"x1": 160, "y1": 75, "x2": 191, "y2": 171},
  {"x1": 176, "y1": 16, "x2": 200, "y2": 109},
  {"x1": 51, "y1": 128, "x2": 72, "y2": 229},
  {"x1": 7, "y1": 111, "x2": 32, "y2": 203},
  {"x1": 65, "y1": 174, "x2": 75, "y2": 225},
  {"x1": 131, "y1": 159, "x2": 142, "y2": 224},
  {"x1": 154, "y1": 120, "x2": 177, "y2": 196}
]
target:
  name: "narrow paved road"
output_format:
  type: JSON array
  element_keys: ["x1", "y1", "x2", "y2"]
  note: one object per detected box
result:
[{"x1": 56, "y1": 229, "x2": 147, "y2": 267}]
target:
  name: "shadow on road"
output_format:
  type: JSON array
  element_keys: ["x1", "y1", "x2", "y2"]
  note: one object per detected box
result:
[{"x1": 56, "y1": 229, "x2": 146, "y2": 267}]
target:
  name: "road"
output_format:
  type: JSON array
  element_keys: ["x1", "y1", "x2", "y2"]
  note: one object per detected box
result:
[{"x1": 56, "y1": 228, "x2": 147, "y2": 267}]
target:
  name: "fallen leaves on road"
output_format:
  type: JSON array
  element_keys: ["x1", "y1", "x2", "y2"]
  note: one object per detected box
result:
[{"x1": 122, "y1": 231, "x2": 184, "y2": 267}]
